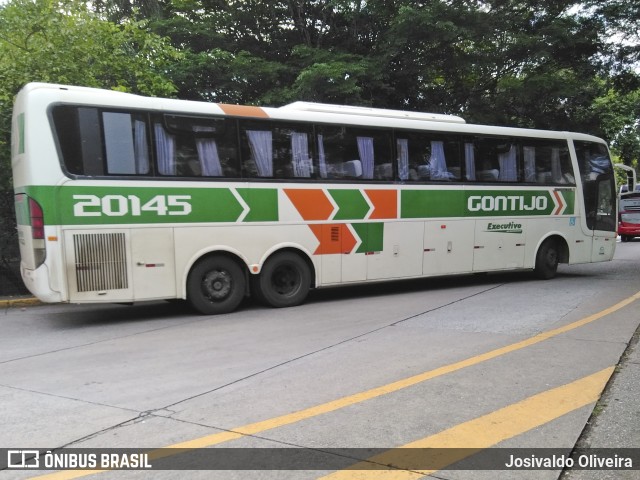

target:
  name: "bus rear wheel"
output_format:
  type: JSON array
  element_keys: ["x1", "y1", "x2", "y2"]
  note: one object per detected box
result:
[
  {"x1": 253, "y1": 252, "x2": 311, "y2": 308},
  {"x1": 534, "y1": 239, "x2": 559, "y2": 280},
  {"x1": 187, "y1": 256, "x2": 245, "y2": 315}
]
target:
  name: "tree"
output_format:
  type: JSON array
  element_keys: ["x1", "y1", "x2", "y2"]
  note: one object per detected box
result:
[
  {"x1": 148, "y1": 0, "x2": 640, "y2": 167},
  {"x1": 92, "y1": 0, "x2": 164, "y2": 23},
  {"x1": 144, "y1": 1, "x2": 612, "y2": 129},
  {"x1": 96, "y1": 1, "x2": 639, "y2": 154},
  {"x1": 0, "y1": 0, "x2": 179, "y2": 294},
  {"x1": 588, "y1": 0, "x2": 640, "y2": 72},
  {"x1": 593, "y1": 88, "x2": 640, "y2": 167},
  {"x1": 584, "y1": 0, "x2": 640, "y2": 170}
]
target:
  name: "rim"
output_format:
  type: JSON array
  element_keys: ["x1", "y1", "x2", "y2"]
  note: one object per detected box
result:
[
  {"x1": 201, "y1": 269, "x2": 232, "y2": 302},
  {"x1": 270, "y1": 263, "x2": 301, "y2": 297}
]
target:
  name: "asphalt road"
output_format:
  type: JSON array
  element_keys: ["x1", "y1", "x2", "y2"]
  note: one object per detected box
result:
[{"x1": 1, "y1": 240, "x2": 639, "y2": 479}]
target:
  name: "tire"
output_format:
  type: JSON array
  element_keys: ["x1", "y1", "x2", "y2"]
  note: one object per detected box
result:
[
  {"x1": 534, "y1": 239, "x2": 559, "y2": 280},
  {"x1": 621, "y1": 235, "x2": 631, "y2": 243},
  {"x1": 253, "y1": 252, "x2": 311, "y2": 308},
  {"x1": 187, "y1": 256, "x2": 245, "y2": 315}
]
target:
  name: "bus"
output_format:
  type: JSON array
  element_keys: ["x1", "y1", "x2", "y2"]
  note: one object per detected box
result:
[
  {"x1": 11, "y1": 83, "x2": 618, "y2": 315},
  {"x1": 617, "y1": 164, "x2": 640, "y2": 242}
]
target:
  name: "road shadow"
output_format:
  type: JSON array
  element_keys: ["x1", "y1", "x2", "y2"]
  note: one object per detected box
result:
[
  {"x1": 34, "y1": 268, "x2": 582, "y2": 327},
  {"x1": 39, "y1": 299, "x2": 194, "y2": 328},
  {"x1": 304, "y1": 269, "x2": 550, "y2": 306}
]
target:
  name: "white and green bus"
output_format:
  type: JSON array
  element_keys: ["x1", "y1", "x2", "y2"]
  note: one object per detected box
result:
[{"x1": 12, "y1": 83, "x2": 617, "y2": 314}]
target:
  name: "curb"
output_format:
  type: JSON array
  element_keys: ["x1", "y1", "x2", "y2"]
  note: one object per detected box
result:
[{"x1": 0, "y1": 297, "x2": 42, "y2": 307}]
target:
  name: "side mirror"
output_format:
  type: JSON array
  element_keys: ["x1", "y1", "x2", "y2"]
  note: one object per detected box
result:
[{"x1": 616, "y1": 164, "x2": 637, "y2": 195}]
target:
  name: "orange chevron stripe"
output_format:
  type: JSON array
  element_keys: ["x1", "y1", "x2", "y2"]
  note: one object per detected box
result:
[
  {"x1": 366, "y1": 189, "x2": 397, "y2": 219},
  {"x1": 553, "y1": 190, "x2": 564, "y2": 215},
  {"x1": 309, "y1": 224, "x2": 357, "y2": 255},
  {"x1": 218, "y1": 104, "x2": 269, "y2": 118},
  {"x1": 285, "y1": 189, "x2": 334, "y2": 221}
]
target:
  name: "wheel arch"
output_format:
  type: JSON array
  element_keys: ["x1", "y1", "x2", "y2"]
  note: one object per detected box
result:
[
  {"x1": 180, "y1": 247, "x2": 250, "y2": 299},
  {"x1": 258, "y1": 246, "x2": 317, "y2": 289},
  {"x1": 534, "y1": 233, "x2": 570, "y2": 265}
]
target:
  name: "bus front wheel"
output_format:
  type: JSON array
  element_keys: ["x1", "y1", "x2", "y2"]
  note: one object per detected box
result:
[
  {"x1": 187, "y1": 256, "x2": 246, "y2": 315},
  {"x1": 253, "y1": 252, "x2": 311, "y2": 308},
  {"x1": 534, "y1": 239, "x2": 559, "y2": 280}
]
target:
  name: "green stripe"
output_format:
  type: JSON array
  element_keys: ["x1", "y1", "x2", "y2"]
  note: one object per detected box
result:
[
  {"x1": 401, "y1": 189, "x2": 575, "y2": 218},
  {"x1": 329, "y1": 189, "x2": 370, "y2": 220},
  {"x1": 464, "y1": 190, "x2": 566, "y2": 217},
  {"x1": 25, "y1": 185, "x2": 245, "y2": 225},
  {"x1": 559, "y1": 189, "x2": 575, "y2": 214},
  {"x1": 401, "y1": 190, "x2": 465, "y2": 218},
  {"x1": 22, "y1": 186, "x2": 61, "y2": 225},
  {"x1": 21, "y1": 185, "x2": 283, "y2": 225},
  {"x1": 20, "y1": 185, "x2": 576, "y2": 226},
  {"x1": 237, "y1": 188, "x2": 278, "y2": 222},
  {"x1": 352, "y1": 223, "x2": 384, "y2": 253}
]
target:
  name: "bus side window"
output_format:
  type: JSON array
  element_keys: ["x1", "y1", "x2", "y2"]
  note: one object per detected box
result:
[
  {"x1": 439, "y1": 140, "x2": 461, "y2": 181},
  {"x1": 470, "y1": 138, "x2": 498, "y2": 181},
  {"x1": 157, "y1": 115, "x2": 239, "y2": 178},
  {"x1": 464, "y1": 142, "x2": 476, "y2": 181},
  {"x1": 103, "y1": 112, "x2": 150, "y2": 175},
  {"x1": 395, "y1": 130, "x2": 460, "y2": 182},
  {"x1": 366, "y1": 128, "x2": 393, "y2": 181},
  {"x1": 473, "y1": 137, "x2": 519, "y2": 182},
  {"x1": 396, "y1": 131, "x2": 430, "y2": 181},
  {"x1": 317, "y1": 126, "x2": 392, "y2": 181},
  {"x1": 275, "y1": 125, "x2": 314, "y2": 178},
  {"x1": 242, "y1": 127, "x2": 273, "y2": 177},
  {"x1": 240, "y1": 121, "x2": 314, "y2": 179},
  {"x1": 522, "y1": 141, "x2": 574, "y2": 185},
  {"x1": 286, "y1": 130, "x2": 313, "y2": 178},
  {"x1": 52, "y1": 106, "x2": 105, "y2": 176},
  {"x1": 316, "y1": 126, "x2": 351, "y2": 180}
]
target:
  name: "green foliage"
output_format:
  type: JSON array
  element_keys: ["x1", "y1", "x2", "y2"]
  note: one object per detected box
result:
[
  {"x1": 0, "y1": 0, "x2": 179, "y2": 292},
  {"x1": 592, "y1": 89, "x2": 640, "y2": 167},
  {"x1": 149, "y1": 0, "x2": 626, "y2": 132},
  {"x1": 274, "y1": 46, "x2": 383, "y2": 105},
  {"x1": 149, "y1": 0, "x2": 638, "y2": 163},
  {"x1": 0, "y1": 0, "x2": 178, "y2": 98}
]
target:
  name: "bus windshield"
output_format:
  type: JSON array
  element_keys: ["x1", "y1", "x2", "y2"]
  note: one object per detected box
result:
[{"x1": 574, "y1": 141, "x2": 616, "y2": 232}]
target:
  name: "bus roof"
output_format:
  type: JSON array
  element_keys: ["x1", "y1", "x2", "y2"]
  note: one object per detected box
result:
[
  {"x1": 17, "y1": 82, "x2": 607, "y2": 144},
  {"x1": 279, "y1": 101, "x2": 466, "y2": 124}
]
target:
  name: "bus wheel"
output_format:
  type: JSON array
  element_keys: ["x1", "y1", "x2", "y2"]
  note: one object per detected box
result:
[
  {"x1": 254, "y1": 252, "x2": 311, "y2": 308},
  {"x1": 534, "y1": 239, "x2": 559, "y2": 280},
  {"x1": 187, "y1": 256, "x2": 245, "y2": 315},
  {"x1": 621, "y1": 235, "x2": 631, "y2": 243}
]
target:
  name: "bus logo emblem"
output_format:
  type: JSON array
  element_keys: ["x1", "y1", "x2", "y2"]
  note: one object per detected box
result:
[{"x1": 7, "y1": 450, "x2": 39, "y2": 468}]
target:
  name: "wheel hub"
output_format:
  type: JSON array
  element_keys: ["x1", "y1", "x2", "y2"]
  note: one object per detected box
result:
[
  {"x1": 202, "y1": 270, "x2": 231, "y2": 301},
  {"x1": 272, "y1": 265, "x2": 299, "y2": 296}
]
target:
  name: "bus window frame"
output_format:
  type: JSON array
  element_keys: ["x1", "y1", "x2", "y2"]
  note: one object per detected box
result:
[
  {"x1": 49, "y1": 103, "x2": 157, "y2": 181},
  {"x1": 48, "y1": 103, "x2": 581, "y2": 190},
  {"x1": 314, "y1": 123, "x2": 396, "y2": 183},
  {"x1": 154, "y1": 113, "x2": 241, "y2": 179}
]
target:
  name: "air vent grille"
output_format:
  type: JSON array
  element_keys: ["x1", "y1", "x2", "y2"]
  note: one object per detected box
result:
[{"x1": 73, "y1": 233, "x2": 128, "y2": 292}]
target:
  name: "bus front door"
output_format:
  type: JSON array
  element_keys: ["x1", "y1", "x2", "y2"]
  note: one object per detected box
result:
[{"x1": 584, "y1": 174, "x2": 617, "y2": 262}]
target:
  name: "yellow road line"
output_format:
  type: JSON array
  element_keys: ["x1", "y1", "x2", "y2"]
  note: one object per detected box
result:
[
  {"x1": 318, "y1": 366, "x2": 615, "y2": 479},
  {"x1": 30, "y1": 290, "x2": 640, "y2": 479}
]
